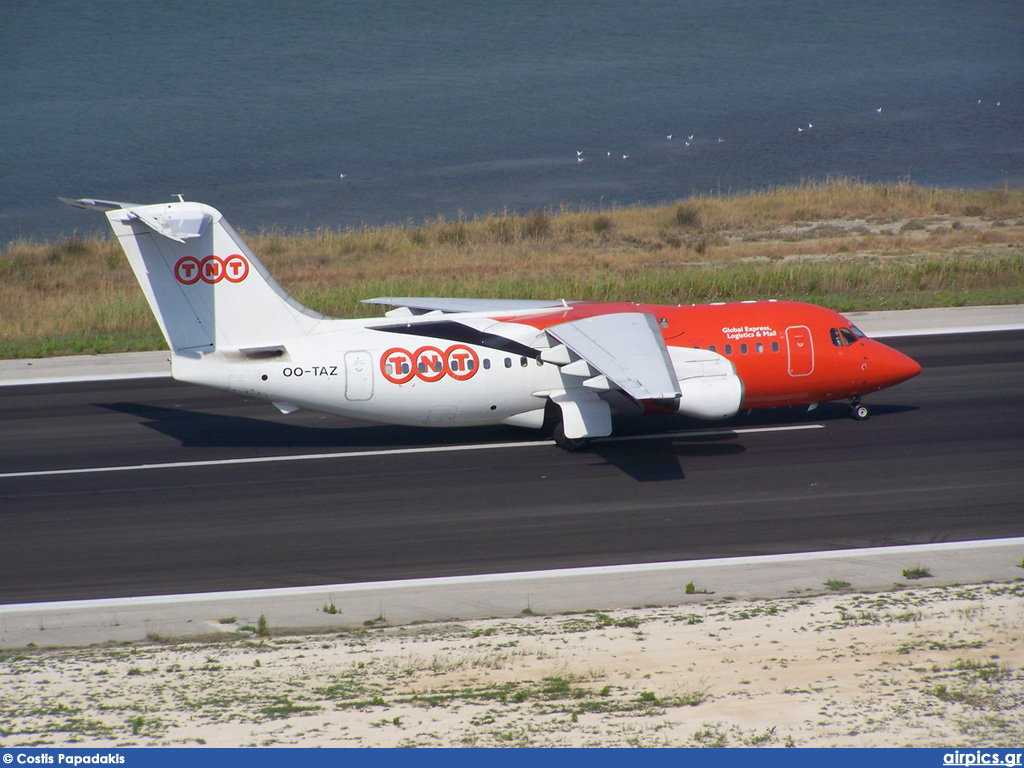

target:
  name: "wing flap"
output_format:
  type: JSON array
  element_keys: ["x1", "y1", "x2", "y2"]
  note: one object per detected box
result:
[{"x1": 546, "y1": 312, "x2": 681, "y2": 401}]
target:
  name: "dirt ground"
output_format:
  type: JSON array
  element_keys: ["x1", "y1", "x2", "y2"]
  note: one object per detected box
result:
[{"x1": 2, "y1": 580, "x2": 1022, "y2": 748}]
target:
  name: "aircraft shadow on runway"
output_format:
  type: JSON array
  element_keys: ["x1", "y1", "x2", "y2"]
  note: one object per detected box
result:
[
  {"x1": 588, "y1": 437, "x2": 743, "y2": 482},
  {"x1": 100, "y1": 400, "x2": 732, "y2": 483},
  {"x1": 586, "y1": 401, "x2": 916, "y2": 481},
  {"x1": 101, "y1": 401, "x2": 516, "y2": 450},
  {"x1": 99, "y1": 399, "x2": 915, "y2": 483}
]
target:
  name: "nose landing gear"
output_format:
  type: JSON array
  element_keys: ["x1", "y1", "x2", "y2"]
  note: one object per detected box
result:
[{"x1": 850, "y1": 398, "x2": 870, "y2": 420}]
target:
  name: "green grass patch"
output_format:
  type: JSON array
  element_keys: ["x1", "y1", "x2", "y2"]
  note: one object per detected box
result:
[
  {"x1": 824, "y1": 578, "x2": 851, "y2": 591},
  {"x1": 260, "y1": 695, "x2": 322, "y2": 720},
  {"x1": 902, "y1": 565, "x2": 932, "y2": 580},
  {"x1": 4, "y1": 180, "x2": 1023, "y2": 359}
]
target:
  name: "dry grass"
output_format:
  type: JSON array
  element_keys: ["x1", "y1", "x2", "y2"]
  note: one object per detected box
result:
[
  {"x1": 2, "y1": 179, "x2": 1023, "y2": 358},
  {"x1": 2, "y1": 582, "x2": 1022, "y2": 747}
]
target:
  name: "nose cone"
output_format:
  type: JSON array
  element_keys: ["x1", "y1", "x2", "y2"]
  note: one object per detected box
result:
[{"x1": 868, "y1": 341, "x2": 922, "y2": 390}]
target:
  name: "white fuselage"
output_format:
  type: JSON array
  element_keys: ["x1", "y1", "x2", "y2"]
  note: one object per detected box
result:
[{"x1": 172, "y1": 315, "x2": 576, "y2": 429}]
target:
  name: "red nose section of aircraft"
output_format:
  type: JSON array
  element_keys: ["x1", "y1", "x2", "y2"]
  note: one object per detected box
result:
[{"x1": 865, "y1": 340, "x2": 922, "y2": 391}]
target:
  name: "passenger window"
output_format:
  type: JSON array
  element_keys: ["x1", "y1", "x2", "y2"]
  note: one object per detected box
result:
[
  {"x1": 771, "y1": 342, "x2": 779, "y2": 352},
  {"x1": 724, "y1": 344, "x2": 733, "y2": 355},
  {"x1": 520, "y1": 356, "x2": 528, "y2": 367},
  {"x1": 504, "y1": 358, "x2": 512, "y2": 368},
  {"x1": 483, "y1": 359, "x2": 491, "y2": 370},
  {"x1": 709, "y1": 345, "x2": 717, "y2": 353},
  {"x1": 740, "y1": 343, "x2": 748, "y2": 354},
  {"x1": 756, "y1": 342, "x2": 763, "y2": 353}
]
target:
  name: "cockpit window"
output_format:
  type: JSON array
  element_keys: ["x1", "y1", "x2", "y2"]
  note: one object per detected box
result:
[
  {"x1": 840, "y1": 327, "x2": 859, "y2": 345},
  {"x1": 849, "y1": 325, "x2": 865, "y2": 339},
  {"x1": 831, "y1": 327, "x2": 864, "y2": 347}
]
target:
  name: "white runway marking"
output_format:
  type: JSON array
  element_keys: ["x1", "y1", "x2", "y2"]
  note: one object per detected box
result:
[{"x1": 0, "y1": 424, "x2": 824, "y2": 479}]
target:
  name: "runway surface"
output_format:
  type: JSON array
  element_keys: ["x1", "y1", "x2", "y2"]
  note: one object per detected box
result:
[{"x1": 1, "y1": 332, "x2": 1021, "y2": 605}]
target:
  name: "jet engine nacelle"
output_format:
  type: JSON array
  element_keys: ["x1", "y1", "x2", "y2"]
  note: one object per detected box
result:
[
  {"x1": 667, "y1": 346, "x2": 744, "y2": 420},
  {"x1": 674, "y1": 373, "x2": 744, "y2": 420}
]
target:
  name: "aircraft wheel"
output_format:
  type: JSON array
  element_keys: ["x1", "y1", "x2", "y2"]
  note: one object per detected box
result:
[
  {"x1": 553, "y1": 422, "x2": 591, "y2": 451},
  {"x1": 850, "y1": 402, "x2": 870, "y2": 421}
]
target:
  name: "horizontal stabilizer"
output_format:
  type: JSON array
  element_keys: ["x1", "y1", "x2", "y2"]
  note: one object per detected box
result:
[
  {"x1": 125, "y1": 204, "x2": 210, "y2": 243},
  {"x1": 62, "y1": 197, "x2": 209, "y2": 243}
]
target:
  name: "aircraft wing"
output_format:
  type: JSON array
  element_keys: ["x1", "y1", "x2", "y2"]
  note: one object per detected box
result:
[
  {"x1": 545, "y1": 312, "x2": 682, "y2": 401},
  {"x1": 363, "y1": 296, "x2": 569, "y2": 315},
  {"x1": 58, "y1": 197, "x2": 137, "y2": 212}
]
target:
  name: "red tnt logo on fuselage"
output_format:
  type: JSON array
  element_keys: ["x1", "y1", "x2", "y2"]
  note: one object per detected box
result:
[
  {"x1": 174, "y1": 254, "x2": 249, "y2": 285},
  {"x1": 380, "y1": 345, "x2": 480, "y2": 385}
]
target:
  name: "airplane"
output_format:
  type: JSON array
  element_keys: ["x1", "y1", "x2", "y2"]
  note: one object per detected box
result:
[{"x1": 63, "y1": 196, "x2": 921, "y2": 450}]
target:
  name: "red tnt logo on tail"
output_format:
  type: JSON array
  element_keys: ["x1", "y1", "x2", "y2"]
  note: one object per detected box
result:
[{"x1": 174, "y1": 254, "x2": 249, "y2": 285}]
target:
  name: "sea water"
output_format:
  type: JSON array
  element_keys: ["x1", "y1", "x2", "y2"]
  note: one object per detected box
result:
[{"x1": 1, "y1": 0, "x2": 1021, "y2": 244}]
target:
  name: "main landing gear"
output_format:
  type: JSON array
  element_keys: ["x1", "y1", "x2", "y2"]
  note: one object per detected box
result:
[
  {"x1": 553, "y1": 421, "x2": 592, "y2": 452},
  {"x1": 849, "y1": 398, "x2": 870, "y2": 421}
]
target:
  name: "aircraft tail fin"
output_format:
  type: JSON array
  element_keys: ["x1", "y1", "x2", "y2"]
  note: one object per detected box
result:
[{"x1": 67, "y1": 198, "x2": 326, "y2": 354}]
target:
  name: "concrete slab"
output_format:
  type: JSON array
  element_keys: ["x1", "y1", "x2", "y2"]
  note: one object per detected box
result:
[
  {"x1": 848, "y1": 304, "x2": 1024, "y2": 337},
  {"x1": 0, "y1": 350, "x2": 170, "y2": 386},
  {"x1": 2, "y1": 538, "x2": 1021, "y2": 649}
]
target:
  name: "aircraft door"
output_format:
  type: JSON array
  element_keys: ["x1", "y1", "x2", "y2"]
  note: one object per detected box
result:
[
  {"x1": 785, "y1": 325, "x2": 814, "y2": 377},
  {"x1": 344, "y1": 351, "x2": 374, "y2": 401}
]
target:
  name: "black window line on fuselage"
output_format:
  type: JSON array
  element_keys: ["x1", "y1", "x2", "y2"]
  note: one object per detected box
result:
[{"x1": 374, "y1": 321, "x2": 539, "y2": 358}]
